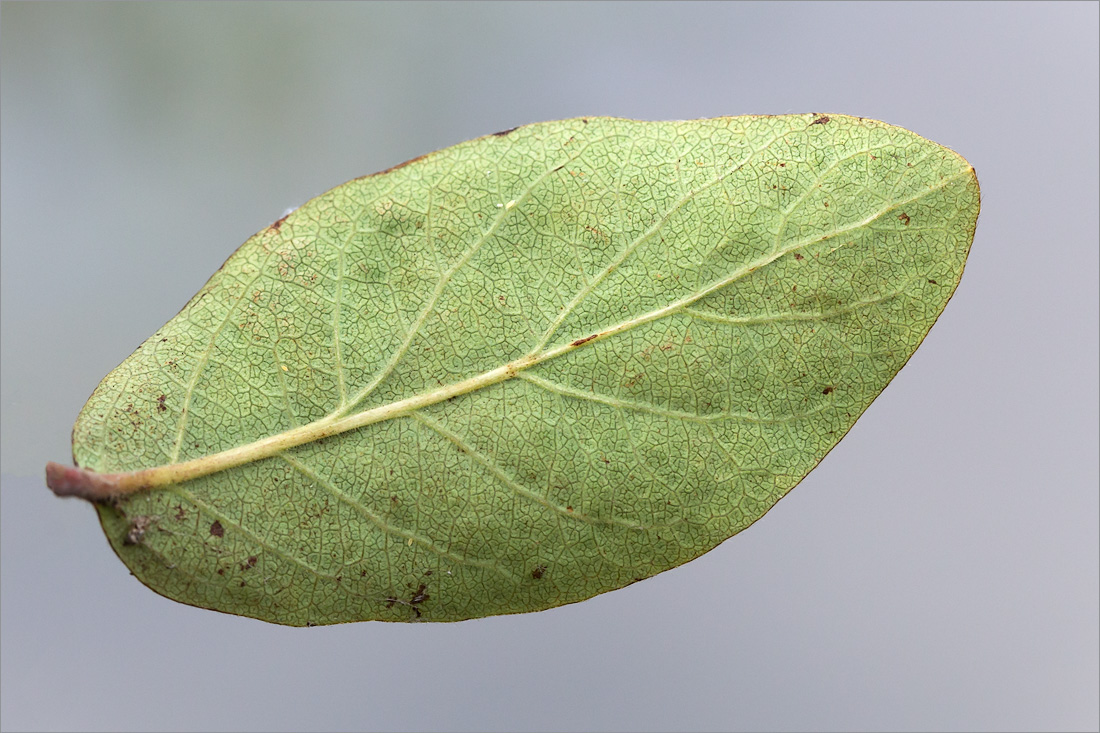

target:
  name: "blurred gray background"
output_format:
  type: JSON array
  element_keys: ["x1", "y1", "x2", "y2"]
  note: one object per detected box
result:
[{"x1": 2, "y1": 2, "x2": 1097, "y2": 731}]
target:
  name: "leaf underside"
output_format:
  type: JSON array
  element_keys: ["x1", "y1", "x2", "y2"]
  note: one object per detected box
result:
[{"x1": 66, "y1": 115, "x2": 978, "y2": 625}]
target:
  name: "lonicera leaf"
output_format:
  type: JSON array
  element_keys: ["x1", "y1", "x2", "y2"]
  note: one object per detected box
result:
[{"x1": 46, "y1": 115, "x2": 979, "y2": 625}]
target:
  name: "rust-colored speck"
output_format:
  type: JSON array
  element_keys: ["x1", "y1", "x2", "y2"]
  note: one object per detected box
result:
[
  {"x1": 898, "y1": 212, "x2": 911, "y2": 225},
  {"x1": 810, "y1": 115, "x2": 831, "y2": 126},
  {"x1": 822, "y1": 386, "x2": 835, "y2": 395},
  {"x1": 157, "y1": 395, "x2": 167, "y2": 413},
  {"x1": 210, "y1": 520, "x2": 224, "y2": 538},
  {"x1": 491, "y1": 125, "x2": 519, "y2": 137},
  {"x1": 410, "y1": 584, "x2": 430, "y2": 605},
  {"x1": 794, "y1": 253, "x2": 804, "y2": 261},
  {"x1": 270, "y1": 214, "x2": 289, "y2": 232},
  {"x1": 571, "y1": 334, "x2": 599, "y2": 347},
  {"x1": 531, "y1": 564, "x2": 547, "y2": 580},
  {"x1": 358, "y1": 152, "x2": 432, "y2": 180}
]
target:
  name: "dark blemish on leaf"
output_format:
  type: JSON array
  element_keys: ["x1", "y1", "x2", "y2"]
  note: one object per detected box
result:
[
  {"x1": 794, "y1": 253, "x2": 804, "y2": 261},
  {"x1": 270, "y1": 214, "x2": 289, "y2": 232},
  {"x1": 532, "y1": 564, "x2": 547, "y2": 580},
  {"x1": 928, "y1": 279, "x2": 938, "y2": 285},
  {"x1": 240, "y1": 556, "x2": 258, "y2": 571},
  {"x1": 173, "y1": 505, "x2": 186, "y2": 521},
  {"x1": 385, "y1": 583, "x2": 431, "y2": 618},
  {"x1": 566, "y1": 506, "x2": 574, "y2": 512},
  {"x1": 822, "y1": 386, "x2": 835, "y2": 395},
  {"x1": 581, "y1": 118, "x2": 589, "y2": 124},
  {"x1": 209, "y1": 520, "x2": 224, "y2": 538},
  {"x1": 157, "y1": 395, "x2": 167, "y2": 413},
  {"x1": 424, "y1": 570, "x2": 433, "y2": 576},
  {"x1": 217, "y1": 568, "x2": 225, "y2": 575},
  {"x1": 239, "y1": 581, "x2": 246, "y2": 587},
  {"x1": 571, "y1": 334, "x2": 599, "y2": 347},
  {"x1": 898, "y1": 212, "x2": 911, "y2": 225},
  {"x1": 358, "y1": 152, "x2": 432, "y2": 180},
  {"x1": 160, "y1": 338, "x2": 168, "y2": 342},
  {"x1": 492, "y1": 125, "x2": 518, "y2": 137},
  {"x1": 123, "y1": 516, "x2": 153, "y2": 545},
  {"x1": 810, "y1": 115, "x2": 831, "y2": 126},
  {"x1": 584, "y1": 224, "x2": 606, "y2": 240}
]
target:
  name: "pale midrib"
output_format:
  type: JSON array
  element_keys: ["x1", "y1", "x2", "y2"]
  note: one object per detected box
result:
[{"x1": 70, "y1": 168, "x2": 970, "y2": 497}]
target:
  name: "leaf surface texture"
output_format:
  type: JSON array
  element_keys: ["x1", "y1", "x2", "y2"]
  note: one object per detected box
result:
[{"x1": 68, "y1": 115, "x2": 979, "y2": 624}]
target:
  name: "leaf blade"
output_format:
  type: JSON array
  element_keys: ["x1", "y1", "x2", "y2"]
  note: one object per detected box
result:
[{"x1": 56, "y1": 115, "x2": 978, "y2": 624}]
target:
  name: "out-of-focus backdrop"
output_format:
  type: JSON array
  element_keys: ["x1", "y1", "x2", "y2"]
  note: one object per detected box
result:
[{"x1": 2, "y1": 3, "x2": 1097, "y2": 731}]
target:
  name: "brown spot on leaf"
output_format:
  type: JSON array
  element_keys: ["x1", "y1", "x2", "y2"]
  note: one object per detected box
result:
[
  {"x1": 794, "y1": 253, "x2": 804, "y2": 261},
  {"x1": 157, "y1": 395, "x2": 167, "y2": 413},
  {"x1": 209, "y1": 520, "x2": 224, "y2": 538},
  {"x1": 584, "y1": 224, "x2": 606, "y2": 240},
  {"x1": 531, "y1": 564, "x2": 547, "y2": 580},
  {"x1": 173, "y1": 505, "x2": 186, "y2": 521},
  {"x1": 491, "y1": 125, "x2": 519, "y2": 137},
  {"x1": 269, "y1": 214, "x2": 289, "y2": 232},
  {"x1": 571, "y1": 333, "x2": 599, "y2": 347},
  {"x1": 810, "y1": 115, "x2": 831, "y2": 126},
  {"x1": 385, "y1": 583, "x2": 431, "y2": 618},
  {"x1": 240, "y1": 556, "x2": 258, "y2": 571},
  {"x1": 898, "y1": 212, "x2": 911, "y2": 225},
  {"x1": 928, "y1": 279, "x2": 938, "y2": 285},
  {"x1": 358, "y1": 152, "x2": 432, "y2": 180},
  {"x1": 822, "y1": 386, "x2": 834, "y2": 395}
]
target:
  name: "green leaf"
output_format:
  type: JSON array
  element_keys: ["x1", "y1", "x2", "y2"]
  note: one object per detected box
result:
[{"x1": 46, "y1": 115, "x2": 979, "y2": 625}]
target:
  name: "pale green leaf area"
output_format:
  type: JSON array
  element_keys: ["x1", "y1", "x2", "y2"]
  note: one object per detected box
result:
[{"x1": 57, "y1": 115, "x2": 979, "y2": 625}]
